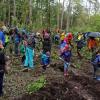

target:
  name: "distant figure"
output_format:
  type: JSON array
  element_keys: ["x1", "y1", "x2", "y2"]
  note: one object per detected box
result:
[
  {"x1": 76, "y1": 32, "x2": 85, "y2": 59},
  {"x1": 87, "y1": 37, "x2": 97, "y2": 52},
  {"x1": 13, "y1": 28, "x2": 21, "y2": 56},
  {"x1": 42, "y1": 32, "x2": 51, "y2": 53}
]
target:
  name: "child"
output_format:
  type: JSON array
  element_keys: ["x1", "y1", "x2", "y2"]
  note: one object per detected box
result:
[
  {"x1": 42, "y1": 34, "x2": 51, "y2": 53},
  {"x1": 91, "y1": 49, "x2": 100, "y2": 78},
  {"x1": 23, "y1": 35, "x2": 35, "y2": 71},
  {"x1": 60, "y1": 44, "x2": 71, "y2": 76},
  {"x1": 41, "y1": 51, "x2": 50, "y2": 72}
]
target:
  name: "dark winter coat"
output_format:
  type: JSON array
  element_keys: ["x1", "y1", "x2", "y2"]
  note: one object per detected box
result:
[{"x1": 42, "y1": 38, "x2": 51, "y2": 53}]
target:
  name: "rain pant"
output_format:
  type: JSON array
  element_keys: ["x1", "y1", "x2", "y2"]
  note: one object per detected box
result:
[
  {"x1": 64, "y1": 62, "x2": 70, "y2": 72},
  {"x1": 24, "y1": 47, "x2": 34, "y2": 68}
]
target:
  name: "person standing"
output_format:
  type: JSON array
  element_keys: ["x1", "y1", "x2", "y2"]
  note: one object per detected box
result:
[
  {"x1": 13, "y1": 28, "x2": 21, "y2": 56},
  {"x1": 23, "y1": 34, "x2": 35, "y2": 71},
  {"x1": 60, "y1": 44, "x2": 72, "y2": 76},
  {"x1": 41, "y1": 51, "x2": 50, "y2": 73},
  {"x1": 42, "y1": 32, "x2": 51, "y2": 53}
]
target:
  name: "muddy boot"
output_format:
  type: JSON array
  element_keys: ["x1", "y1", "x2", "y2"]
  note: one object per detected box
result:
[{"x1": 64, "y1": 70, "x2": 68, "y2": 77}]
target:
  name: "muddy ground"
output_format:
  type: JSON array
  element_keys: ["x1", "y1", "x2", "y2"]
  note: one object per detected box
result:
[
  {"x1": 14, "y1": 60, "x2": 100, "y2": 100},
  {"x1": 0, "y1": 46, "x2": 100, "y2": 100}
]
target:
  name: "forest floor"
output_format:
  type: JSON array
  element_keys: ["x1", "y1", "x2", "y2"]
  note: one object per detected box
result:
[{"x1": 0, "y1": 45, "x2": 100, "y2": 100}]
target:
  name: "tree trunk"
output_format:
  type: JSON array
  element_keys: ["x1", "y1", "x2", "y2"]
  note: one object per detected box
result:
[
  {"x1": 13, "y1": 0, "x2": 16, "y2": 17},
  {"x1": 46, "y1": 0, "x2": 51, "y2": 30},
  {"x1": 29, "y1": 0, "x2": 32, "y2": 24},
  {"x1": 41, "y1": 0, "x2": 43, "y2": 27},
  {"x1": 66, "y1": 0, "x2": 72, "y2": 32},
  {"x1": 8, "y1": 0, "x2": 11, "y2": 26},
  {"x1": 60, "y1": 0, "x2": 65, "y2": 29},
  {"x1": 57, "y1": 0, "x2": 60, "y2": 29}
]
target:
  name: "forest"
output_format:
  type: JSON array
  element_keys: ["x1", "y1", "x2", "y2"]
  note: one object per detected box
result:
[
  {"x1": 0, "y1": 0, "x2": 100, "y2": 100},
  {"x1": 0, "y1": 0, "x2": 100, "y2": 32}
]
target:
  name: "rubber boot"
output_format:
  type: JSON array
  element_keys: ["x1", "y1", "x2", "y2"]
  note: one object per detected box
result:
[{"x1": 64, "y1": 70, "x2": 68, "y2": 76}]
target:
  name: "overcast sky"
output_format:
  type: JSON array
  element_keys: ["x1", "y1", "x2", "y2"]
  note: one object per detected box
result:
[{"x1": 59, "y1": 0, "x2": 87, "y2": 6}]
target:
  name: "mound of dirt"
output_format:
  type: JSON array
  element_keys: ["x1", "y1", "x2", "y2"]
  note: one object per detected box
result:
[{"x1": 14, "y1": 62, "x2": 100, "y2": 100}]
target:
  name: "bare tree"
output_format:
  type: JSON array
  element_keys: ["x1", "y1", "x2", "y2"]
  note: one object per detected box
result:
[
  {"x1": 60, "y1": 0, "x2": 65, "y2": 29},
  {"x1": 66, "y1": 0, "x2": 72, "y2": 32},
  {"x1": 29, "y1": 0, "x2": 32, "y2": 24},
  {"x1": 57, "y1": 0, "x2": 60, "y2": 29},
  {"x1": 13, "y1": 0, "x2": 16, "y2": 17}
]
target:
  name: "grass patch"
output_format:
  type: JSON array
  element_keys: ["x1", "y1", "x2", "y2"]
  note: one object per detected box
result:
[{"x1": 26, "y1": 75, "x2": 46, "y2": 94}]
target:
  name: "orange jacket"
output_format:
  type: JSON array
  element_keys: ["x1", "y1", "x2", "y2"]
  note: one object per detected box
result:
[{"x1": 88, "y1": 39, "x2": 97, "y2": 49}]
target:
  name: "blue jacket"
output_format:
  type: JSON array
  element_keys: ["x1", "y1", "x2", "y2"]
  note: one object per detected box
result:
[
  {"x1": 60, "y1": 50, "x2": 71, "y2": 62},
  {"x1": 41, "y1": 53, "x2": 50, "y2": 65},
  {"x1": 93, "y1": 54, "x2": 100, "y2": 66},
  {"x1": 60, "y1": 41, "x2": 66, "y2": 50},
  {"x1": 0, "y1": 31, "x2": 5, "y2": 45}
]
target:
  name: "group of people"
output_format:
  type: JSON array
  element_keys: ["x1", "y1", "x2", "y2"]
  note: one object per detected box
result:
[
  {"x1": 0, "y1": 26, "x2": 100, "y2": 96},
  {"x1": 55, "y1": 31, "x2": 100, "y2": 78},
  {"x1": 0, "y1": 27, "x2": 52, "y2": 96}
]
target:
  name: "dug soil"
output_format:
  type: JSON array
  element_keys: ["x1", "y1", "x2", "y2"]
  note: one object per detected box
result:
[
  {"x1": 14, "y1": 60, "x2": 100, "y2": 100},
  {"x1": 1, "y1": 47, "x2": 100, "y2": 100}
]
